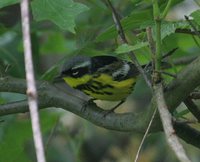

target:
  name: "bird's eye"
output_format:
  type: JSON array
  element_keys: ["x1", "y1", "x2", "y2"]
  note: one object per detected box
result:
[{"x1": 71, "y1": 69, "x2": 79, "y2": 76}]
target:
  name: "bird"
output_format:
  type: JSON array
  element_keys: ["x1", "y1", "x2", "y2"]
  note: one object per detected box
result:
[{"x1": 55, "y1": 55, "x2": 141, "y2": 112}]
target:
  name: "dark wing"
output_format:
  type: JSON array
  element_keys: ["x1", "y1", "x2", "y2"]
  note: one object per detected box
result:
[
  {"x1": 91, "y1": 56, "x2": 139, "y2": 81},
  {"x1": 91, "y1": 55, "x2": 119, "y2": 73},
  {"x1": 128, "y1": 62, "x2": 140, "y2": 78}
]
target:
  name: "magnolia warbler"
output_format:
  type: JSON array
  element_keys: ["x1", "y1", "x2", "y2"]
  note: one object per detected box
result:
[{"x1": 56, "y1": 55, "x2": 141, "y2": 112}]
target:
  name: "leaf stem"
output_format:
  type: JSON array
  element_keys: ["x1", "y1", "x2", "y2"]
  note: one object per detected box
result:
[
  {"x1": 161, "y1": 0, "x2": 173, "y2": 19},
  {"x1": 155, "y1": 19, "x2": 162, "y2": 71},
  {"x1": 152, "y1": 0, "x2": 162, "y2": 76}
]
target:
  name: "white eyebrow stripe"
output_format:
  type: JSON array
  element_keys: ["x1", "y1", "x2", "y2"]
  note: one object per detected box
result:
[{"x1": 72, "y1": 61, "x2": 91, "y2": 69}]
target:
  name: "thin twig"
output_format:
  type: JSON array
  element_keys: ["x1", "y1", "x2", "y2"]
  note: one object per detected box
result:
[
  {"x1": 161, "y1": 0, "x2": 173, "y2": 19},
  {"x1": 134, "y1": 28, "x2": 157, "y2": 162},
  {"x1": 185, "y1": 15, "x2": 200, "y2": 38},
  {"x1": 175, "y1": 28, "x2": 200, "y2": 35},
  {"x1": 190, "y1": 91, "x2": 200, "y2": 99},
  {"x1": 193, "y1": 0, "x2": 200, "y2": 6},
  {"x1": 103, "y1": 0, "x2": 152, "y2": 90},
  {"x1": 152, "y1": 2, "x2": 191, "y2": 160},
  {"x1": 173, "y1": 56, "x2": 197, "y2": 66},
  {"x1": 162, "y1": 48, "x2": 178, "y2": 59},
  {"x1": 20, "y1": 1, "x2": 46, "y2": 162},
  {"x1": 134, "y1": 108, "x2": 157, "y2": 162},
  {"x1": 154, "y1": 83, "x2": 191, "y2": 162},
  {"x1": 146, "y1": 27, "x2": 156, "y2": 54},
  {"x1": 184, "y1": 98, "x2": 200, "y2": 122},
  {"x1": 45, "y1": 117, "x2": 60, "y2": 152},
  {"x1": 146, "y1": 27, "x2": 156, "y2": 70},
  {"x1": 159, "y1": 70, "x2": 177, "y2": 78}
]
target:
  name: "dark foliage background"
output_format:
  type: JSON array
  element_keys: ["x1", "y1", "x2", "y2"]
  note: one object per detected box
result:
[{"x1": 0, "y1": 0, "x2": 200, "y2": 161}]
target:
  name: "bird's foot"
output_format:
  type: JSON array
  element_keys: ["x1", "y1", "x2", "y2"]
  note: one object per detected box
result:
[{"x1": 103, "y1": 100, "x2": 125, "y2": 117}]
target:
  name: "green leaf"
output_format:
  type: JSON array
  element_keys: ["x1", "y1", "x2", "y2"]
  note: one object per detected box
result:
[
  {"x1": 140, "y1": 20, "x2": 189, "y2": 41},
  {"x1": 96, "y1": 10, "x2": 153, "y2": 42},
  {"x1": 0, "y1": 117, "x2": 32, "y2": 162},
  {"x1": 159, "y1": 21, "x2": 189, "y2": 40},
  {"x1": 173, "y1": 109, "x2": 190, "y2": 118},
  {"x1": 31, "y1": 0, "x2": 89, "y2": 33},
  {"x1": 141, "y1": 20, "x2": 189, "y2": 40},
  {"x1": 0, "y1": 0, "x2": 20, "y2": 8},
  {"x1": 191, "y1": 9, "x2": 200, "y2": 26},
  {"x1": 0, "y1": 32, "x2": 25, "y2": 77},
  {"x1": 40, "y1": 64, "x2": 60, "y2": 81},
  {"x1": 115, "y1": 42, "x2": 148, "y2": 54},
  {"x1": 39, "y1": 31, "x2": 77, "y2": 54},
  {"x1": 0, "y1": 97, "x2": 6, "y2": 104},
  {"x1": 96, "y1": 7, "x2": 189, "y2": 42},
  {"x1": 0, "y1": 112, "x2": 58, "y2": 161},
  {"x1": 0, "y1": 24, "x2": 8, "y2": 35}
]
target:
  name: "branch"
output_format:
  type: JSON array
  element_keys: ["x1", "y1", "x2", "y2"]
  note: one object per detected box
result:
[
  {"x1": 165, "y1": 56, "x2": 200, "y2": 112},
  {"x1": 174, "y1": 121, "x2": 200, "y2": 148},
  {"x1": 0, "y1": 55, "x2": 200, "y2": 143},
  {"x1": 0, "y1": 77, "x2": 155, "y2": 132},
  {"x1": 1, "y1": 58, "x2": 200, "y2": 131},
  {"x1": 0, "y1": 57, "x2": 200, "y2": 147},
  {"x1": 20, "y1": 0, "x2": 46, "y2": 161},
  {"x1": 184, "y1": 98, "x2": 200, "y2": 122},
  {"x1": 153, "y1": 2, "x2": 191, "y2": 161},
  {"x1": 154, "y1": 83, "x2": 191, "y2": 162},
  {"x1": 0, "y1": 100, "x2": 47, "y2": 115},
  {"x1": 190, "y1": 91, "x2": 200, "y2": 99}
]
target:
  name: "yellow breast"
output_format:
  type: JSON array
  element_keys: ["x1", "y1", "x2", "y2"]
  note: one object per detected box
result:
[{"x1": 63, "y1": 74, "x2": 137, "y2": 101}]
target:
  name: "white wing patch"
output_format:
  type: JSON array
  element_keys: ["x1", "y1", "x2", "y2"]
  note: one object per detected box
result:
[{"x1": 112, "y1": 62, "x2": 130, "y2": 79}]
